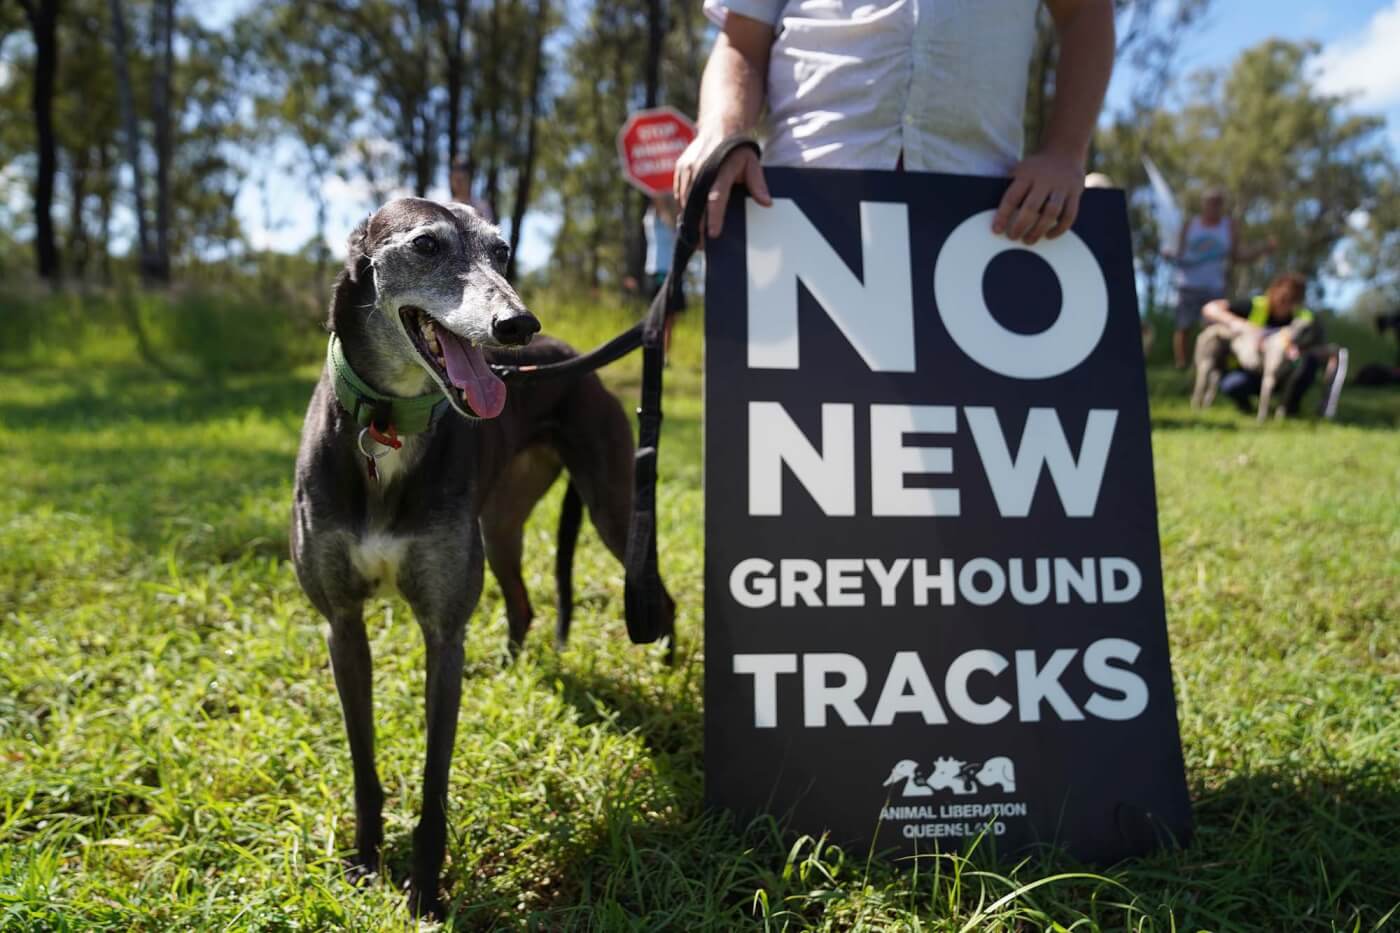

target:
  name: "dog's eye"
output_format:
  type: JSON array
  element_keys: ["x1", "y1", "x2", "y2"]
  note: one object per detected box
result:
[
  {"x1": 492, "y1": 243, "x2": 510, "y2": 266},
  {"x1": 413, "y1": 234, "x2": 438, "y2": 255}
]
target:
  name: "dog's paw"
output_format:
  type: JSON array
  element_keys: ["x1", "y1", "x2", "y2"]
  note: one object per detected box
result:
[
  {"x1": 406, "y1": 883, "x2": 445, "y2": 921},
  {"x1": 344, "y1": 855, "x2": 381, "y2": 887}
]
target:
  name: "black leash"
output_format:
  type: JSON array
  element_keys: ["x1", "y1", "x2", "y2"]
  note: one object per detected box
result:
[{"x1": 492, "y1": 134, "x2": 761, "y2": 644}]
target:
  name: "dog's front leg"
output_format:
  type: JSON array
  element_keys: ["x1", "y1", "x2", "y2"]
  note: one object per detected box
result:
[
  {"x1": 401, "y1": 539, "x2": 482, "y2": 920},
  {"x1": 407, "y1": 622, "x2": 466, "y2": 919},
  {"x1": 326, "y1": 609, "x2": 384, "y2": 877},
  {"x1": 1202, "y1": 369, "x2": 1221, "y2": 408},
  {"x1": 1191, "y1": 363, "x2": 1210, "y2": 408},
  {"x1": 1258, "y1": 374, "x2": 1276, "y2": 423}
]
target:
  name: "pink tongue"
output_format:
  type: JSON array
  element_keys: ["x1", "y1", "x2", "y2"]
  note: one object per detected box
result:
[{"x1": 435, "y1": 322, "x2": 507, "y2": 419}]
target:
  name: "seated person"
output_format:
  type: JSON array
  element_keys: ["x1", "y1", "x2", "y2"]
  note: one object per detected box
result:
[{"x1": 1200, "y1": 272, "x2": 1319, "y2": 415}]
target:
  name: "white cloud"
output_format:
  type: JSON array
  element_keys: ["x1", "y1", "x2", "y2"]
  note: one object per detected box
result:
[{"x1": 1317, "y1": 0, "x2": 1400, "y2": 109}]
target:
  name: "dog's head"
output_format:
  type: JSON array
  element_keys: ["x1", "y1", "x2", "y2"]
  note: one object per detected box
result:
[
  {"x1": 1286, "y1": 316, "x2": 1323, "y2": 349},
  {"x1": 331, "y1": 197, "x2": 539, "y2": 421}
]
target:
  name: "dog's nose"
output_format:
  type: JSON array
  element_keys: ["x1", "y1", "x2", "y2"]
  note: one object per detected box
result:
[{"x1": 492, "y1": 310, "x2": 540, "y2": 346}]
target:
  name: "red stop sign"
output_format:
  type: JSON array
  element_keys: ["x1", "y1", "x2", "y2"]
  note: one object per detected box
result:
[{"x1": 617, "y1": 107, "x2": 698, "y2": 197}]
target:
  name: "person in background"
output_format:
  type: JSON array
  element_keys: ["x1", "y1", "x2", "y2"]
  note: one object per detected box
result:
[
  {"x1": 1200, "y1": 271, "x2": 1319, "y2": 415},
  {"x1": 643, "y1": 194, "x2": 678, "y2": 301},
  {"x1": 1169, "y1": 187, "x2": 1275, "y2": 368},
  {"x1": 674, "y1": 0, "x2": 1115, "y2": 246}
]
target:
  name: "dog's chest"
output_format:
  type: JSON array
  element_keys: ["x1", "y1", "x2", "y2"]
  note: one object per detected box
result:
[
  {"x1": 349, "y1": 531, "x2": 409, "y2": 596},
  {"x1": 368, "y1": 443, "x2": 414, "y2": 486}
]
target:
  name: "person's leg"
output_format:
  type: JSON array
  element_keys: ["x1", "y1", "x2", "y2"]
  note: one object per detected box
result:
[
  {"x1": 1173, "y1": 289, "x2": 1206, "y2": 369},
  {"x1": 1219, "y1": 370, "x2": 1261, "y2": 414},
  {"x1": 1280, "y1": 354, "x2": 1320, "y2": 416}
]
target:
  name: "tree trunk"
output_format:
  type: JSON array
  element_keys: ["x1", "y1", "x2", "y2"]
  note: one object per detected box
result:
[
  {"x1": 481, "y1": 0, "x2": 502, "y2": 219},
  {"x1": 627, "y1": 7, "x2": 662, "y2": 292},
  {"x1": 21, "y1": 0, "x2": 62, "y2": 281},
  {"x1": 506, "y1": 0, "x2": 548, "y2": 281},
  {"x1": 442, "y1": 0, "x2": 469, "y2": 171},
  {"x1": 98, "y1": 141, "x2": 114, "y2": 283},
  {"x1": 465, "y1": 66, "x2": 484, "y2": 186},
  {"x1": 149, "y1": 0, "x2": 175, "y2": 282},
  {"x1": 107, "y1": 0, "x2": 155, "y2": 280},
  {"x1": 413, "y1": 108, "x2": 434, "y2": 196},
  {"x1": 67, "y1": 146, "x2": 90, "y2": 279},
  {"x1": 644, "y1": 0, "x2": 663, "y2": 109}
]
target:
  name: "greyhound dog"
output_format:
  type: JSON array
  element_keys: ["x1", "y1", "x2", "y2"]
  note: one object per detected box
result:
[
  {"x1": 1190, "y1": 316, "x2": 1322, "y2": 421},
  {"x1": 291, "y1": 197, "x2": 673, "y2": 917}
]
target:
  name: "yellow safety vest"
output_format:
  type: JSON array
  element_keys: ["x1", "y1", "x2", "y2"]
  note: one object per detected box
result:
[{"x1": 1248, "y1": 295, "x2": 1313, "y2": 327}]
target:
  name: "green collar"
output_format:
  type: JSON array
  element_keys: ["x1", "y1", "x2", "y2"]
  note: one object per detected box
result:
[{"x1": 327, "y1": 334, "x2": 446, "y2": 436}]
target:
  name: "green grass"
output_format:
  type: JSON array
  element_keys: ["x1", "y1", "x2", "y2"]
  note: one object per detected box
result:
[{"x1": 1, "y1": 292, "x2": 1398, "y2": 931}]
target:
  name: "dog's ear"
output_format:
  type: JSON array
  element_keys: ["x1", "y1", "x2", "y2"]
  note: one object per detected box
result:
[
  {"x1": 345, "y1": 215, "x2": 373, "y2": 283},
  {"x1": 328, "y1": 216, "x2": 375, "y2": 332}
]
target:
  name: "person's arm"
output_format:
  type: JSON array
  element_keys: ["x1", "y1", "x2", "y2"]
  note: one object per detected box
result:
[
  {"x1": 673, "y1": 13, "x2": 775, "y2": 238},
  {"x1": 993, "y1": 0, "x2": 1115, "y2": 245},
  {"x1": 1167, "y1": 218, "x2": 1188, "y2": 262},
  {"x1": 1202, "y1": 298, "x2": 1257, "y2": 336}
]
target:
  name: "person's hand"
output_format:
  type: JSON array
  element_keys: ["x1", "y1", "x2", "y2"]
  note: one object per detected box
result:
[
  {"x1": 673, "y1": 133, "x2": 772, "y2": 240},
  {"x1": 992, "y1": 150, "x2": 1086, "y2": 245}
]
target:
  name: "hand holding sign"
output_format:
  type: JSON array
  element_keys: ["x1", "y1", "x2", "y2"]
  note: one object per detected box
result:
[
  {"x1": 992, "y1": 149, "x2": 1086, "y2": 244},
  {"x1": 675, "y1": 133, "x2": 772, "y2": 239}
]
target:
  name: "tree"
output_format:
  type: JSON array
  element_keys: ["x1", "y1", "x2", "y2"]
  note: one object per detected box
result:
[
  {"x1": 1096, "y1": 39, "x2": 1399, "y2": 310},
  {"x1": 539, "y1": 0, "x2": 703, "y2": 291},
  {"x1": 53, "y1": 0, "x2": 121, "y2": 279},
  {"x1": 1025, "y1": 0, "x2": 1213, "y2": 154},
  {"x1": 505, "y1": 0, "x2": 548, "y2": 281},
  {"x1": 242, "y1": 3, "x2": 359, "y2": 300},
  {"x1": 14, "y1": 0, "x2": 61, "y2": 281},
  {"x1": 308, "y1": 0, "x2": 440, "y2": 197},
  {"x1": 147, "y1": 0, "x2": 174, "y2": 281}
]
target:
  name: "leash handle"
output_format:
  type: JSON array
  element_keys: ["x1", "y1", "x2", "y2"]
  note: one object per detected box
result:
[
  {"x1": 648, "y1": 135, "x2": 761, "y2": 341},
  {"x1": 622, "y1": 135, "x2": 762, "y2": 645}
]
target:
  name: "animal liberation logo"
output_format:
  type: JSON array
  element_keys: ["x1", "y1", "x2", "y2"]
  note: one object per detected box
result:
[
  {"x1": 880, "y1": 756, "x2": 1027, "y2": 841},
  {"x1": 883, "y1": 755, "x2": 1016, "y2": 796}
]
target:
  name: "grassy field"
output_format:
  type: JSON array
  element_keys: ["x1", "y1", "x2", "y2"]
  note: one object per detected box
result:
[{"x1": 1, "y1": 293, "x2": 1398, "y2": 931}]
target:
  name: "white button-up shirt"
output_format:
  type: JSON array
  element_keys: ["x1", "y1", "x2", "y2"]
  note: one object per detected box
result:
[{"x1": 703, "y1": 0, "x2": 1041, "y2": 177}]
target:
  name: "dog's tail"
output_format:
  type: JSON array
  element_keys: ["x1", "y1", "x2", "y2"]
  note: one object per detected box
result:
[{"x1": 554, "y1": 481, "x2": 584, "y2": 648}]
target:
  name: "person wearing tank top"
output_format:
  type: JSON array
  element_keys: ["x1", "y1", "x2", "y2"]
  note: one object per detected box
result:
[{"x1": 1170, "y1": 188, "x2": 1275, "y2": 368}]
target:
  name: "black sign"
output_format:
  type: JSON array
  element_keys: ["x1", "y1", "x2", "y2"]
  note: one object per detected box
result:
[{"x1": 703, "y1": 168, "x2": 1192, "y2": 861}]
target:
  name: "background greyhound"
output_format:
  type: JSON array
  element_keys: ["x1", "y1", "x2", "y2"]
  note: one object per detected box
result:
[
  {"x1": 1190, "y1": 316, "x2": 1323, "y2": 420},
  {"x1": 290, "y1": 197, "x2": 674, "y2": 917}
]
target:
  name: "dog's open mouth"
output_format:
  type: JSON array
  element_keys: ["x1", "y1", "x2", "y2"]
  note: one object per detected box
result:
[{"x1": 401, "y1": 307, "x2": 507, "y2": 419}]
